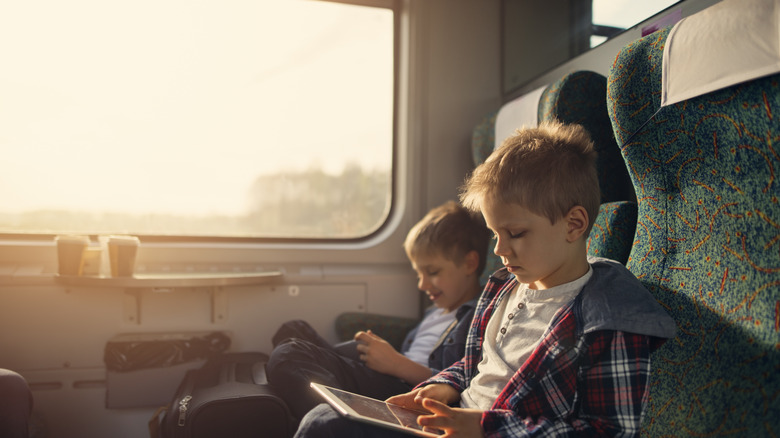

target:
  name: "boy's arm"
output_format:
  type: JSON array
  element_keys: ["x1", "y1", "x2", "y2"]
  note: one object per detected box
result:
[
  {"x1": 480, "y1": 331, "x2": 653, "y2": 437},
  {"x1": 417, "y1": 357, "x2": 469, "y2": 393},
  {"x1": 387, "y1": 357, "x2": 438, "y2": 386},
  {"x1": 354, "y1": 330, "x2": 435, "y2": 385}
]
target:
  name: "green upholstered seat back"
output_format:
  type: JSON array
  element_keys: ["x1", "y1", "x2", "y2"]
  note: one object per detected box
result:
[
  {"x1": 607, "y1": 26, "x2": 780, "y2": 436},
  {"x1": 539, "y1": 71, "x2": 637, "y2": 266},
  {"x1": 587, "y1": 201, "x2": 638, "y2": 264},
  {"x1": 538, "y1": 70, "x2": 635, "y2": 203},
  {"x1": 471, "y1": 111, "x2": 498, "y2": 169}
]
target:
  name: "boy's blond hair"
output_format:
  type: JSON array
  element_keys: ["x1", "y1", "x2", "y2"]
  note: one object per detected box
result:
[
  {"x1": 460, "y1": 120, "x2": 600, "y2": 234},
  {"x1": 404, "y1": 201, "x2": 490, "y2": 276}
]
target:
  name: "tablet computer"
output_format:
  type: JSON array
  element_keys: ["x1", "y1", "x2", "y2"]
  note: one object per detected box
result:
[{"x1": 310, "y1": 382, "x2": 442, "y2": 437}]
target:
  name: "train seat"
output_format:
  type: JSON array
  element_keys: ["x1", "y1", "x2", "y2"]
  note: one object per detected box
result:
[
  {"x1": 538, "y1": 70, "x2": 635, "y2": 203},
  {"x1": 474, "y1": 71, "x2": 638, "y2": 286},
  {"x1": 336, "y1": 69, "x2": 643, "y2": 350},
  {"x1": 606, "y1": 0, "x2": 780, "y2": 434},
  {"x1": 537, "y1": 70, "x2": 637, "y2": 264},
  {"x1": 470, "y1": 110, "x2": 498, "y2": 176}
]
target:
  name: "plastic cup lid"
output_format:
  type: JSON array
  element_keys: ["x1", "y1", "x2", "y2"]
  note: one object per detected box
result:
[
  {"x1": 107, "y1": 235, "x2": 140, "y2": 245},
  {"x1": 55, "y1": 235, "x2": 90, "y2": 244}
]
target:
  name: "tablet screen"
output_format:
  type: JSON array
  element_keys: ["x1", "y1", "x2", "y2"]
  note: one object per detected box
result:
[{"x1": 311, "y1": 382, "x2": 441, "y2": 437}]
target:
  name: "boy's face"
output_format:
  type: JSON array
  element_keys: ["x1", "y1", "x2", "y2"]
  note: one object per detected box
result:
[
  {"x1": 410, "y1": 252, "x2": 478, "y2": 313},
  {"x1": 481, "y1": 198, "x2": 587, "y2": 290}
]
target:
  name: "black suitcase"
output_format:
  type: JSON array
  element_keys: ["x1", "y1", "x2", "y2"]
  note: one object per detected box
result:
[{"x1": 150, "y1": 352, "x2": 296, "y2": 438}]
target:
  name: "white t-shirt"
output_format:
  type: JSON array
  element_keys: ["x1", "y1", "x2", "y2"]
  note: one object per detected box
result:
[
  {"x1": 461, "y1": 267, "x2": 593, "y2": 409},
  {"x1": 404, "y1": 307, "x2": 457, "y2": 365}
]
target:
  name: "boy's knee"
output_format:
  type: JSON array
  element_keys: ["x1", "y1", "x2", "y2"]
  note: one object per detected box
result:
[
  {"x1": 295, "y1": 404, "x2": 348, "y2": 438},
  {"x1": 267, "y1": 339, "x2": 319, "y2": 380},
  {"x1": 272, "y1": 319, "x2": 322, "y2": 347}
]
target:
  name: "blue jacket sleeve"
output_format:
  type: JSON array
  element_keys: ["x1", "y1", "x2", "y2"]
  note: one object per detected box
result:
[{"x1": 427, "y1": 301, "x2": 476, "y2": 373}]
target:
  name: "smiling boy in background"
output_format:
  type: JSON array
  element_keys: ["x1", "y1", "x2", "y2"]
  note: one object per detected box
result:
[{"x1": 266, "y1": 200, "x2": 490, "y2": 420}]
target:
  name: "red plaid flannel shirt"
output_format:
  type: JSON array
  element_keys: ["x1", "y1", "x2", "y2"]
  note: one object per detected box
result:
[{"x1": 422, "y1": 267, "x2": 666, "y2": 437}]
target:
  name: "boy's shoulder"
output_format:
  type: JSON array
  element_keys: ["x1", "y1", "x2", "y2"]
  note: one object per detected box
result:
[
  {"x1": 484, "y1": 267, "x2": 515, "y2": 288},
  {"x1": 578, "y1": 258, "x2": 676, "y2": 339},
  {"x1": 587, "y1": 257, "x2": 643, "y2": 290},
  {"x1": 479, "y1": 268, "x2": 515, "y2": 301}
]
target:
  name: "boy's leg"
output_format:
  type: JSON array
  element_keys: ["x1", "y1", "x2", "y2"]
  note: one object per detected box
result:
[
  {"x1": 266, "y1": 338, "x2": 412, "y2": 419},
  {"x1": 272, "y1": 319, "x2": 333, "y2": 349},
  {"x1": 0, "y1": 369, "x2": 32, "y2": 438},
  {"x1": 294, "y1": 403, "x2": 409, "y2": 438}
]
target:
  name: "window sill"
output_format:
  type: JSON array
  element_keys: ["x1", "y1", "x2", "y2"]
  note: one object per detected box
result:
[
  {"x1": 1, "y1": 271, "x2": 284, "y2": 324},
  {"x1": 0, "y1": 271, "x2": 282, "y2": 288},
  {"x1": 54, "y1": 271, "x2": 283, "y2": 288}
]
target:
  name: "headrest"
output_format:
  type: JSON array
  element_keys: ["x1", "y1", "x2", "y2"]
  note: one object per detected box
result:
[
  {"x1": 661, "y1": 0, "x2": 780, "y2": 106},
  {"x1": 540, "y1": 71, "x2": 634, "y2": 203},
  {"x1": 494, "y1": 85, "x2": 547, "y2": 150}
]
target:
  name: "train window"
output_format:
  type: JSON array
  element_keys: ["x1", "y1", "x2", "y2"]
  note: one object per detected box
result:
[
  {"x1": 0, "y1": 0, "x2": 395, "y2": 240},
  {"x1": 502, "y1": 0, "x2": 681, "y2": 94},
  {"x1": 591, "y1": 0, "x2": 680, "y2": 47}
]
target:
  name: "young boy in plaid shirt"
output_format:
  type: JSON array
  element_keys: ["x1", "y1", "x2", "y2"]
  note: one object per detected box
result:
[{"x1": 295, "y1": 120, "x2": 677, "y2": 437}]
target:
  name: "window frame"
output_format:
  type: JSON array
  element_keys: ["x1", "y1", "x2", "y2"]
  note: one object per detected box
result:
[{"x1": 0, "y1": 0, "x2": 402, "y2": 246}]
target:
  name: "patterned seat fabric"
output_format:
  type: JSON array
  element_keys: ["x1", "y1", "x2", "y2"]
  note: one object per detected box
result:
[
  {"x1": 471, "y1": 111, "x2": 498, "y2": 167},
  {"x1": 607, "y1": 25, "x2": 780, "y2": 436},
  {"x1": 587, "y1": 201, "x2": 637, "y2": 264}
]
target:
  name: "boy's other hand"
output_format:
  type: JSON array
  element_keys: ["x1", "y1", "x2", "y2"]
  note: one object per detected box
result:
[
  {"x1": 386, "y1": 388, "x2": 429, "y2": 413},
  {"x1": 386, "y1": 384, "x2": 460, "y2": 412},
  {"x1": 354, "y1": 330, "x2": 402, "y2": 374},
  {"x1": 417, "y1": 398, "x2": 484, "y2": 438}
]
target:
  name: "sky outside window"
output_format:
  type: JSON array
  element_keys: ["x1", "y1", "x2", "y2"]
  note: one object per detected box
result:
[{"x1": 0, "y1": 1, "x2": 394, "y2": 237}]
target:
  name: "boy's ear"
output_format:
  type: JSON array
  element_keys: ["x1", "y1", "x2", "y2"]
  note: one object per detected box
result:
[
  {"x1": 461, "y1": 250, "x2": 480, "y2": 275},
  {"x1": 565, "y1": 205, "x2": 589, "y2": 243}
]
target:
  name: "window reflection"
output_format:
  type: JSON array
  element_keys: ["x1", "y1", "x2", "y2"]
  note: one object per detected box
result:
[
  {"x1": 591, "y1": 0, "x2": 680, "y2": 47},
  {"x1": 502, "y1": 0, "x2": 683, "y2": 94}
]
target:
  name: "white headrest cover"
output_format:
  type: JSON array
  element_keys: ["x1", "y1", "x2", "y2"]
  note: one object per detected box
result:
[{"x1": 662, "y1": 0, "x2": 780, "y2": 107}]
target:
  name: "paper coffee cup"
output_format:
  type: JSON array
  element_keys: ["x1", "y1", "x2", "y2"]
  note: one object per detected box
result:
[
  {"x1": 55, "y1": 235, "x2": 90, "y2": 276},
  {"x1": 108, "y1": 235, "x2": 140, "y2": 277},
  {"x1": 81, "y1": 246, "x2": 103, "y2": 276}
]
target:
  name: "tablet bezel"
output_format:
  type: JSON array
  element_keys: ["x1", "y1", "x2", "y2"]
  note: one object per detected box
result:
[{"x1": 310, "y1": 382, "x2": 441, "y2": 437}]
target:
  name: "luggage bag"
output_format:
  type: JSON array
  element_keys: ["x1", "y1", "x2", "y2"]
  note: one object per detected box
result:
[{"x1": 150, "y1": 352, "x2": 295, "y2": 438}]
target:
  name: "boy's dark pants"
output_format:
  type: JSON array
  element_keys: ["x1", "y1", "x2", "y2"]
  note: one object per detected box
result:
[
  {"x1": 266, "y1": 320, "x2": 413, "y2": 419},
  {"x1": 294, "y1": 403, "x2": 408, "y2": 438}
]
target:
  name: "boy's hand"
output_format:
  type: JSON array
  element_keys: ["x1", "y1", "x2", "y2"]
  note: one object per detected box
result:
[
  {"x1": 354, "y1": 330, "x2": 402, "y2": 374},
  {"x1": 386, "y1": 384, "x2": 460, "y2": 412},
  {"x1": 417, "y1": 398, "x2": 484, "y2": 438},
  {"x1": 354, "y1": 331, "x2": 437, "y2": 384}
]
